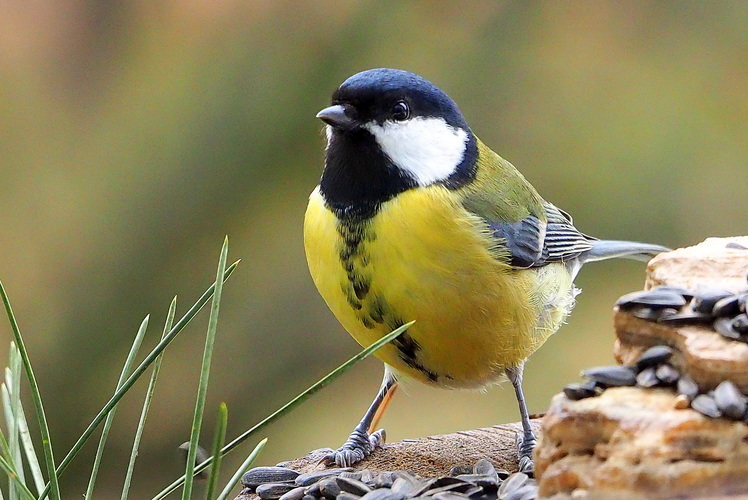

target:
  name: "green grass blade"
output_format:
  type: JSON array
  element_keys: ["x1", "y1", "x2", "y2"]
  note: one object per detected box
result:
[
  {"x1": 7, "y1": 343, "x2": 23, "y2": 500},
  {"x1": 215, "y1": 438, "x2": 267, "y2": 500},
  {"x1": 182, "y1": 237, "x2": 229, "y2": 500},
  {"x1": 1, "y1": 384, "x2": 20, "y2": 500},
  {"x1": 11, "y1": 394, "x2": 45, "y2": 494},
  {"x1": 0, "y1": 455, "x2": 34, "y2": 500},
  {"x1": 120, "y1": 297, "x2": 177, "y2": 500},
  {"x1": 0, "y1": 280, "x2": 61, "y2": 500},
  {"x1": 37, "y1": 259, "x2": 240, "y2": 500},
  {"x1": 204, "y1": 403, "x2": 228, "y2": 500},
  {"x1": 85, "y1": 315, "x2": 150, "y2": 499},
  {"x1": 152, "y1": 321, "x2": 413, "y2": 500},
  {"x1": 4, "y1": 341, "x2": 45, "y2": 495}
]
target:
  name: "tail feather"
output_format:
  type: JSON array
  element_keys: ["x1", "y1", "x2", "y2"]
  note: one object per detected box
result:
[{"x1": 582, "y1": 240, "x2": 670, "y2": 263}]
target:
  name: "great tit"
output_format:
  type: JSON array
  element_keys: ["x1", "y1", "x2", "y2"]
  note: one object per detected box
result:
[{"x1": 304, "y1": 68, "x2": 668, "y2": 473}]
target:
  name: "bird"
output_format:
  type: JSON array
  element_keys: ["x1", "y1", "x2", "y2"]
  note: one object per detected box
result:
[{"x1": 303, "y1": 68, "x2": 668, "y2": 474}]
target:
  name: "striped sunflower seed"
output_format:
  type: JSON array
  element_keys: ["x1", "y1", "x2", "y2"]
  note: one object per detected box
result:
[
  {"x1": 336, "y1": 477, "x2": 372, "y2": 496},
  {"x1": 732, "y1": 314, "x2": 748, "y2": 335},
  {"x1": 693, "y1": 288, "x2": 733, "y2": 314},
  {"x1": 636, "y1": 367, "x2": 660, "y2": 388},
  {"x1": 243, "y1": 467, "x2": 301, "y2": 488},
  {"x1": 615, "y1": 289, "x2": 687, "y2": 309},
  {"x1": 691, "y1": 394, "x2": 722, "y2": 418},
  {"x1": 713, "y1": 380, "x2": 747, "y2": 420},
  {"x1": 677, "y1": 375, "x2": 700, "y2": 400},
  {"x1": 295, "y1": 469, "x2": 353, "y2": 487},
  {"x1": 715, "y1": 317, "x2": 741, "y2": 340},
  {"x1": 278, "y1": 487, "x2": 306, "y2": 500},
  {"x1": 633, "y1": 306, "x2": 678, "y2": 321},
  {"x1": 318, "y1": 478, "x2": 342, "y2": 499},
  {"x1": 337, "y1": 494, "x2": 361, "y2": 500},
  {"x1": 504, "y1": 484, "x2": 537, "y2": 500},
  {"x1": 713, "y1": 295, "x2": 741, "y2": 318},
  {"x1": 655, "y1": 364, "x2": 680, "y2": 385},
  {"x1": 581, "y1": 366, "x2": 637, "y2": 387},
  {"x1": 498, "y1": 473, "x2": 529, "y2": 499},
  {"x1": 563, "y1": 382, "x2": 597, "y2": 400},
  {"x1": 358, "y1": 488, "x2": 404, "y2": 500},
  {"x1": 634, "y1": 345, "x2": 674, "y2": 371},
  {"x1": 257, "y1": 483, "x2": 299, "y2": 500}
]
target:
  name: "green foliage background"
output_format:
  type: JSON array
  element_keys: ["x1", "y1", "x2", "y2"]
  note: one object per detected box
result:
[{"x1": 0, "y1": 1, "x2": 746, "y2": 497}]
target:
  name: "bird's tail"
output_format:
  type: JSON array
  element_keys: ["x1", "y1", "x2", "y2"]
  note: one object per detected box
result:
[{"x1": 582, "y1": 240, "x2": 670, "y2": 263}]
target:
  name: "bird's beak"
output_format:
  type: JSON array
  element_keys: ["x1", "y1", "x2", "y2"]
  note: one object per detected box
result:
[{"x1": 316, "y1": 104, "x2": 358, "y2": 131}]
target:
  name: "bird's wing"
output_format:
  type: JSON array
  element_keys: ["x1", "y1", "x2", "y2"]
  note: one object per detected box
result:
[{"x1": 482, "y1": 202, "x2": 595, "y2": 269}]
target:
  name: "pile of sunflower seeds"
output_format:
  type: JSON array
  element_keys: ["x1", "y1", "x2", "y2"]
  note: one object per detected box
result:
[
  {"x1": 240, "y1": 459, "x2": 538, "y2": 500},
  {"x1": 614, "y1": 277, "x2": 748, "y2": 341},
  {"x1": 563, "y1": 342, "x2": 748, "y2": 421}
]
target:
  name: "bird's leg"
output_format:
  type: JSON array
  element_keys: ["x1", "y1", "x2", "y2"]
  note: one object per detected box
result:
[
  {"x1": 505, "y1": 363, "x2": 536, "y2": 476},
  {"x1": 322, "y1": 368, "x2": 398, "y2": 467}
]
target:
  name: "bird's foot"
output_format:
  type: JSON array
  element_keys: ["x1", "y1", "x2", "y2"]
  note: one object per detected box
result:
[
  {"x1": 321, "y1": 427, "x2": 386, "y2": 467},
  {"x1": 516, "y1": 431, "x2": 536, "y2": 477}
]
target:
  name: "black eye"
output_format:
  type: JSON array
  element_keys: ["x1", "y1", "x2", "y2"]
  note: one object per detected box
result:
[{"x1": 391, "y1": 101, "x2": 410, "y2": 121}]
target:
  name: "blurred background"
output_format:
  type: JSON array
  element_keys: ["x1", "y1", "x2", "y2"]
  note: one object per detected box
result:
[{"x1": 0, "y1": 1, "x2": 746, "y2": 497}]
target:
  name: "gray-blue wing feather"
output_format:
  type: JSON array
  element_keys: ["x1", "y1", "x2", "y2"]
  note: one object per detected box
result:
[{"x1": 485, "y1": 202, "x2": 594, "y2": 269}]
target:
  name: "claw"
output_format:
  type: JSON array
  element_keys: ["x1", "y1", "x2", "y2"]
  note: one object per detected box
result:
[
  {"x1": 516, "y1": 431, "x2": 536, "y2": 477},
  {"x1": 322, "y1": 427, "x2": 387, "y2": 467}
]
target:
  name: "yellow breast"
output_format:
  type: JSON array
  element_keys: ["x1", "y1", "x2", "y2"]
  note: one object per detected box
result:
[{"x1": 303, "y1": 185, "x2": 575, "y2": 388}]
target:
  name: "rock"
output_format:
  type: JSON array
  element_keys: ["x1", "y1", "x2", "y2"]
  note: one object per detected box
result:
[{"x1": 535, "y1": 388, "x2": 748, "y2": 499}]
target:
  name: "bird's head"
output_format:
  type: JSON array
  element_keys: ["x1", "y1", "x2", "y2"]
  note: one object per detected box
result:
[{"x1": 317, "y1": 69, "x2": 477, "y2": 214}]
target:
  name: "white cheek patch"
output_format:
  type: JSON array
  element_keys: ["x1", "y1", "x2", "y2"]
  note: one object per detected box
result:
[{"x1": 364, "y1": 117, "x2": 468, "y2": 186}]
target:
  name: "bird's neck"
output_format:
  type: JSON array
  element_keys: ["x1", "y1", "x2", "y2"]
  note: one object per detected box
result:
[
  {"x1": 320, "y1": 130, "x2": 416, "y2": 220},
  {"x1": 320, "y1": 128, "x2": 479, "y2": 221}
]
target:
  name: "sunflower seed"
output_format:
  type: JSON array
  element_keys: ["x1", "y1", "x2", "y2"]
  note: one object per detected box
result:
[
  {"x1": 504, "y1": 484, "x2": 537, "y2": 500},
  {"x1": 337, "y1": 494, "x2": 362, "y2": 500},
  {"x1": 715, "y1": 317, "x2": 741, "y2": 340},
  {"x1": 336, "y1": 477, "x2": 372, "y2": 496},
  {"x1": 740, "y1": 294, "x2": 748, "y2": 313},
  {"x1": 693, "y1": 288, "x2": 733, "y2": 314},
  {"x1": 359, "y1": 470, "x2": 375, "y2": 486},
  {"x1": 498, "y1": 473, "x2": 529, "y2": 499},
  {"x1": 359, "y1": 488, "x2": 404, "y2": 500},
  {"x1": 449, "y1": 466, "x2": 473, "y2": 477},
  {"x1": 635, "y1": 345, "x2": 674, "y2": 370},
  {"x1": 581, "y1": 366, "x2": 637, "y2": 387},
  {"x1": 563, "y1": 382, "x2": 598, "y2": 400},
  {"x1": 655, "y1": 364, "x2": 680, "y2": 385},
  {"x1": 243, "y1": 467, "x2": 301, "y2": 488},
  {"x1": 391, "y1": 477, "x2": 418, "y2": 497},
  {"x1": 318, "y1": 478, "x2": 342, "y2": 499},
  {"x1": 455, "y1": 474, "x2": 499, "y2": 491},
  {"x1": 339, "y1": 472, "x2": 364, "y2": 481},
  {"x1": 713, "y1": 380, "x2": 747, "y2": 420},
  {"x1": 677, "y1": 375, "x2": 700, "y2": 400},
  {"x1": 373, "y1": 472, "x2": 395, "y2": 489},
  {"x1": 713, "y1": 295, "x2": 741, "y2": 318},
  {"x1": 257, "y1": 483, "x2": 299, "y2": 500},
  {"x1": 732, "y1": 314, "x2": 748, "y2": 335},
  {"x1": 431, "y1": 493, "x2": 471, "y2": 500},
  {"x1": 279, "y1": 487, "x2": 307, "y2": 500},
  {"x1": 658, "y1": 311, "x2": 714, "y2": 325},
  {"x1": 726, "y1": 242, "x2": 748, "y2": 250},
  {"x1": 653, "y1": 285, "x2": 695, "y2": 300},
  {"x1": 616, "y1": 289, "x2": 687, "y2": 309},
  {"x1": 302, "y1": 495, "x2": 317, "y2": 500},
  {"x1": 296, "y1": 469, "x2": 353, "y2": 487},
  {"x1": 691, "y1": 394, "x2": 722, "y2": 418},
  {"x1": 636, "y1": 367, "x2": 660, "y2": 387},
  {"x1": 633, "y1": 306, "x2": 678, "y2": 321},
  {"x1": 473, "y1": 459, "x2": 496, "y2": 477}
]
